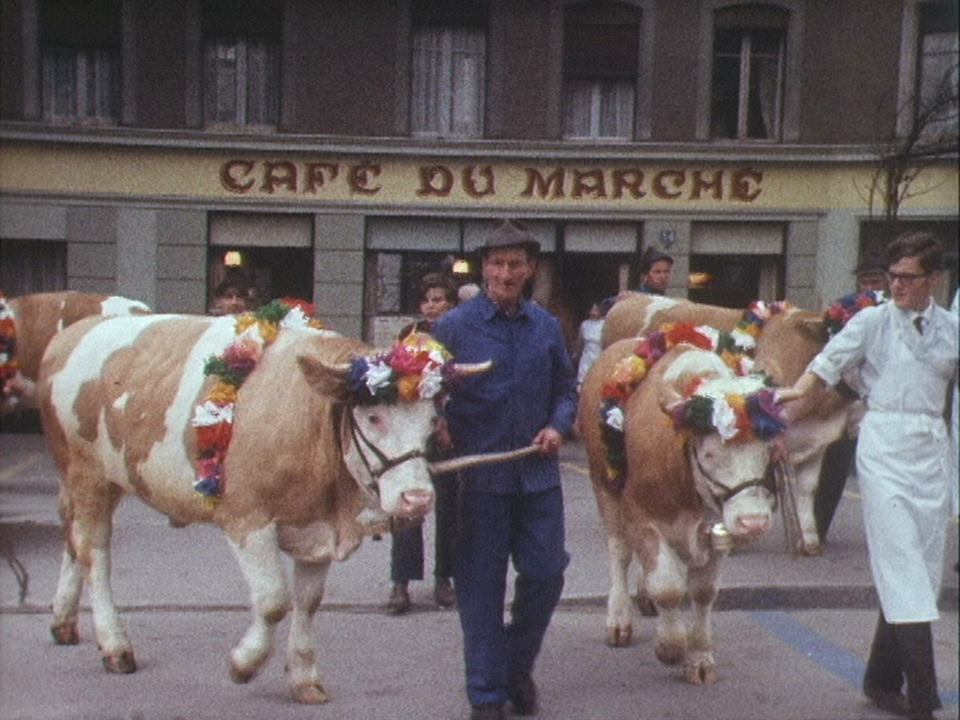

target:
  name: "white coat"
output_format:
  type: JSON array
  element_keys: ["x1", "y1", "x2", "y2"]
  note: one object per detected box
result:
[
  {"x1": 576, "y1": 317, "x2": 604, "y2": 386},
  {"x1": 808, "y1": 300, "x2": 958, "y2": 623}
]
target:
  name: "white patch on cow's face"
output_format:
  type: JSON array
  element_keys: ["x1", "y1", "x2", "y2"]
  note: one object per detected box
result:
[
  {"x1": 342, "y1": 400, "x2": 436, "y2": 518},
  {"x1": 690, "y1": 433, "x2": 775, "y2": 540}
]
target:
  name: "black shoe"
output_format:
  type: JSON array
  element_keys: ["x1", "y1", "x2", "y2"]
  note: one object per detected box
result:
[
  {"x1": 864, "y1": 686, "x2": 911, "y2": 717},
  {"x1": 508, "y1": 672, "x2": 538, "y2": 716},
  {"x1": 469, "y1": 703, "x2": 506, "y2": 720},
  {"x1": 387, "y1": 583, "x2": 411, "y2": 615},
  {"x1": 434, "y1": 577, "x2": 456, "y2": 607}
]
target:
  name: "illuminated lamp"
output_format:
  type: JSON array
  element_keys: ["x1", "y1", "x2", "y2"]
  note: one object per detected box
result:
[
  {"x1": 224, "y1": 251, "x2": 243, "y2": 267},
  {"x1": 688, "y1": 272, "x2": 713, "y2": 289},
  {"x1": 452, "y1": 259, "x2": 471, "y2": 275}
]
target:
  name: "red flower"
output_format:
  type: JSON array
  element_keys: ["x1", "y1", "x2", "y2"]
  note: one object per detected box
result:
[
  {"x1": 197, "y1": 421, "x2": 233, "y2": 451},
  {"x1": 667, "y1": 322, "x2": 713, "y2": 350}
]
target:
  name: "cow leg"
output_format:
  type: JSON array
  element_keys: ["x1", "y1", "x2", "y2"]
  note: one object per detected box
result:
[
  {"x1": 792, "y1": 457, "x2": 825, "y2": 556},
  {"x1": 54, "y1": 477, "x2": 134, "y2": 673},
  {"x1": 285, "y1": 558, "x2": 331, "y2": 704},
  {"x1": 684, "y1": 555, "x2": 723, "y2": 685},
  {"x1": 644, "y1": 544, "x2": 688, "y2": 667},
  {"x1": 227, "y1": 523, "x2": 290, "y2": 685},
  {"x1": 51, "y1": 488, "x2": 82, "y2": 645},
  {"x1": 603, "y1": 533, "x2": 634, "y2": 647}
]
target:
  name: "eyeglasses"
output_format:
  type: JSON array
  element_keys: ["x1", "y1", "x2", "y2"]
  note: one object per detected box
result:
[{"x1": 885, "y1": 271, "x2": 929, "y2": 284}]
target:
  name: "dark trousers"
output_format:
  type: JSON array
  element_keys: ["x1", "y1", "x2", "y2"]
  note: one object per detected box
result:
[
  {"x1": 815, "y1": 436, "x2": 856, "y2": 541},
  {"x1": 864, "y1": 610, "x2": 942, "y2": 715},
  {"x1": 391, "y1": 471, "x2": 458, "y2": 582},
  {"x1": 453, "y1": 488, "x2": 569, "y2": 707}
]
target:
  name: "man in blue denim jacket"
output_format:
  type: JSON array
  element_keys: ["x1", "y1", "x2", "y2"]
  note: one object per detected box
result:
[{"x1": 432, "y1": 219, "x2": 578, "y2": 720}]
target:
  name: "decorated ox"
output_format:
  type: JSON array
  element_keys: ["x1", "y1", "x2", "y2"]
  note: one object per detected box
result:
[
  {"x1": 579, "y1": 340, "x2": 784, "y2": 684},
  {"x1": 0, "y1": 291, "x2": 150, "y2": 414},
  {"x1": 600, "y1": 293, "x2": 852, "y2": 555},
  {"x1": 38, "y1": 305, "x2": 486, "y2": 703}
]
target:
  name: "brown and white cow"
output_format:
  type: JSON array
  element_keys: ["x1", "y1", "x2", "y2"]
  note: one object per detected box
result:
[
  {"x1": 579, "y1": 342, "x2": 782, "y2": 684},
  {"x1": 0, "y1": 291, "x2": 150, "y2": 414},
  {"x1": 600, "y1": 293, "x2": 851, "y2": 555},
  {"x1": 38, "y1": 313, "x2": 484, "y2": 703}
]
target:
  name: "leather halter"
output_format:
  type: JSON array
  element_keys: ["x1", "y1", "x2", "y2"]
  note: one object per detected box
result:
[
  {"x1": 688, "y1": 443, "x2": 778, "y2": 514},
  {"x1": 344, "y1": 409, "x2": 426, "y2": 495}
]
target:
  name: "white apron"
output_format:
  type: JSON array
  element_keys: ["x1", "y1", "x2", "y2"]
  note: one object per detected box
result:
[{"x1": 809, "y1": 301, "x2": 958, "y2": 623}]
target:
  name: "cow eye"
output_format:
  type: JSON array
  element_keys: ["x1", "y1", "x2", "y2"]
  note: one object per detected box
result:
[{"x1": 365, "y1": 412, "x2": 383, "y2": 427}]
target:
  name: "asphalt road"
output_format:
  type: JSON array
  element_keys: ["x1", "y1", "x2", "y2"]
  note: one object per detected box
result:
[{"x1": 0, "y1": 431, "x2": 957, "y2": 720}]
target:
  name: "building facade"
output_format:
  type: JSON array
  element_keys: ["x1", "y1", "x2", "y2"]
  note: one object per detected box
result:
[{"x1": 1, "y1": 0, "x2": 957, "y2": 345}]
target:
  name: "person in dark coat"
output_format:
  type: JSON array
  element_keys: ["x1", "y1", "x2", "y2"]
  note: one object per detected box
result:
[
  {"x1": 634, "y1": 246, "x2": 674, "y2": 295},
  {"x1": 432, "y1": 220, "x2": 578, "y2": 720}
]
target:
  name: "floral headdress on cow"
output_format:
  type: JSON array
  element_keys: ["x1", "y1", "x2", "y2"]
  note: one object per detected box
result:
[
  {"x1": 344, "y1": 332, "x2": 453, "y2": 405},
  {"x1": 192, "y1": 298, "x2": 327, "y2": 500},
  {"x1": 824, "y1": 290, "x2": 887, "y2": 339},
  {"x1": 0, "y1": 293, "x2": 18, "y2": 402},
  {"x1": 599, "y1": 300, "x2": 792, "y2": 485}
]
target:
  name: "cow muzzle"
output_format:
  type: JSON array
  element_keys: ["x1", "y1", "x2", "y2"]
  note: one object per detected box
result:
[{"x1": 396, "y1": 488, "x2": 434, "y2": 519}]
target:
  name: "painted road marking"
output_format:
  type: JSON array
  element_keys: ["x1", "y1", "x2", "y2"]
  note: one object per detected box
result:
[
  {"x1": 0, "y1": 453, "x2": 42, "y2": 483},
  {"x1": 748, "y1": 610, "x2": 958, "y2": 706}
]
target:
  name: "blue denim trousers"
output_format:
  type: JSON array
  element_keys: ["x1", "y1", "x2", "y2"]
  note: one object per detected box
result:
[{"x1": 453, "y1": 487, "x2": 569, "y2": 707}]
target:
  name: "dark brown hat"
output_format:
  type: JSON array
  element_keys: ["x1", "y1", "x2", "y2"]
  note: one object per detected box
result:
[
  {"x1": 853, "y1": 254, "x2": 886, "y2": 275},
  {"x1": 638, "y1": 245, "x2": 674, "y2": 274},
  {"x1": 479, "y1": 220, "x2": 540, "y2": 258}
]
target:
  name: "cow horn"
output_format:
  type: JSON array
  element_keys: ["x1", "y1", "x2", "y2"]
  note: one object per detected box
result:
[{"x1": 658, "y1": 381, "x2": 686, "y2": 416}]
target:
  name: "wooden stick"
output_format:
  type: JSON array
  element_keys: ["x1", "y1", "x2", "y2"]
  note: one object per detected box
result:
[{"x1": 429, "y1": 445, "x2": 541, "y2": 475}]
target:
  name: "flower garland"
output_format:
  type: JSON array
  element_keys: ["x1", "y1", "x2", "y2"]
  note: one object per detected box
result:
[
  {"x1": 192, "y1": 299, "x2": 326, "y2": 500},
  {"x1": 825, "y1": 290, "x2": 887, "y2": 339},
  {"x1": 0, "y1": 293, "x2": 18, "y2": 402},
  {"x1": 344, "y1": 331, "x2": 452, "y2": 405},
  {"x1": 666, "y1": 384, "x2": 786, "y2": 444},
  {"x1": 598, "y1": 301, "x2": 793, "y2": 486}
]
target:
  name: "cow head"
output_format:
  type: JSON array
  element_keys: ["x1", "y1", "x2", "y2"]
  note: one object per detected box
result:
[
  {"x1": 298, "y1": 334, "x2": 490, "y2": 519},
  {"x1": 659, "y1": 349, "x2": 785, "y2": 543}
]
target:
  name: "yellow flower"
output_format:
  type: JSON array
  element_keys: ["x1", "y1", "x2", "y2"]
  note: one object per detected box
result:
[
  {"x1": 397, "y1": 374, "x2": 421, "y2": 402},
  {"x1": 206, "y1": 382, "x2": 238, "y2": 405}
]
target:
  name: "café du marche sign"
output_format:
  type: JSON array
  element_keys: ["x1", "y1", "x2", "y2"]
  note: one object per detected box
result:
[{"x1": 219, "y1": 158, "x2": 765, "y2": 205}]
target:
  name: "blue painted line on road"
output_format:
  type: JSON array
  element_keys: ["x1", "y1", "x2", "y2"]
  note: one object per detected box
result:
[{"x1": 747, "y1": 610, "x2": 958, "y2": 707}]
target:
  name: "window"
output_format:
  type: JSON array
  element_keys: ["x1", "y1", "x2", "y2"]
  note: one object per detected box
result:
[
  {"x1": 40, "y1": 0, "x2": 121, "y2": 125},
  {"x1": 562, "y1": 2, "x2": 640, "y2": 140},
  {"x1": 916, "y1": 3, "x2": 959, "y2": 143},
  {"x1": 710, "y1": 5, "x2": 788, "y2": 141},
  {"x1": 202, "y1": 0, "x2": 281, "y2": 128},
  {"x1": 410, "y1": 3, "x2": 487, "y2": 138}
]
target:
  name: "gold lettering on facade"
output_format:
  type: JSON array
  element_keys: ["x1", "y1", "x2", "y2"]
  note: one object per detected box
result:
[
  {"x1": 521, "y1": 168, "x2": 566, "y2": 199},
  {"x1": 221, "y1": 159, "x2": 256, "y2": 193},
  {"x1": 417, "y1": 166, "x2": 455, "y2": 196},
  {"x1": 652, "y1": 170, "x2": 685, "y2": 199},
  {"x1": 305, "y1": 163, "x2": 340, "y2": 193},
  {"x1": 217, "y1": 160, "x2": 765, "y2": 202},
  {"x1": 732, "y1": 169, "x2": 763, "y2": 201},
  {"x1": 349, "y1": 163, "x2": 382, "y2": 195},
  {"x1": 690, "y1": 170, "x2": 723, "y2": 200},
  {"x1": 572, "y1": 169, "x2": 606, "y2": 199},
  {"x1": 261, "y1": 161, "x2": 298, "y2": 194},
  {"x1": 462, "y1": 166, "x2": 495, "y2": 198}
]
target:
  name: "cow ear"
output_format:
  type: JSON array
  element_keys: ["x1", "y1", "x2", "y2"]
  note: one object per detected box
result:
[
  {"x1": 793, "y1": 311, "x2": 829, "y2": 343},
  {"x1": 658, "y1": 380, "x2": 686, "y2": 417},
  {"x1": 297, "y1": 354, "x2": 354, "y2": 403}
]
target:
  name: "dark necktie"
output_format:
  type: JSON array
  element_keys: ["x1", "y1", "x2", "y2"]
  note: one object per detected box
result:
[{"x1": 913, "y1": 316, "x2": 925, "y2": 335}]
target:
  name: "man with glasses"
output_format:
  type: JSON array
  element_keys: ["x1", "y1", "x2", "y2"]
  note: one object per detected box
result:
[{"x1": 777, "y1": 232, "x2": 957, "y2": 720}]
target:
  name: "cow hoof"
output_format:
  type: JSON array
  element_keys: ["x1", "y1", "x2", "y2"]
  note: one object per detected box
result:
[
  {"x1": 685, "y1": 663, "x2": 718, "y2": 685},
  {"x1": 51, "y1": 621, "x2": 80, "y2": 645},
  {"x1": 230, "y1": 663, "x2": 257, "y2": 685},
  {"x1": 605, "y1": 625, "x2": 632, "y2": 648},
  {"x1": 102, "y1": 650, "x2": 137, "y2": 674},
  {"x1": 654, "y1": 643, "x2": 685, "y2": 666},
  {"x1": 292, "y1": 683, "x2": 330, "y2": 704},
  {"x1": 799, "y1": 542, "x2": 822, "y2": 557}
]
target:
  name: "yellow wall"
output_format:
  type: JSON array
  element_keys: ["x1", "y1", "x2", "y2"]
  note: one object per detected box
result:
[{"x1": 1, "y1": 142, "x2": 957, "y2": 211}]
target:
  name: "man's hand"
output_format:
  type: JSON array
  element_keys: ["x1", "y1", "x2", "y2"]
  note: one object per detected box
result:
[{"x1": 533, "y1": 427, "x2": 563, "y2": 456}]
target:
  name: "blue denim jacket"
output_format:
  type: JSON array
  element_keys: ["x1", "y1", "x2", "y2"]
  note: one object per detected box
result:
[{"x1": 432, "y1": 293, "x2": 578, "y2": 494}]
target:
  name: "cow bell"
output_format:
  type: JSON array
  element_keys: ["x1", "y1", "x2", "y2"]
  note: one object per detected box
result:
[{"x1": 709, "y1": 522, "x2": 734, "y2": 552}]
